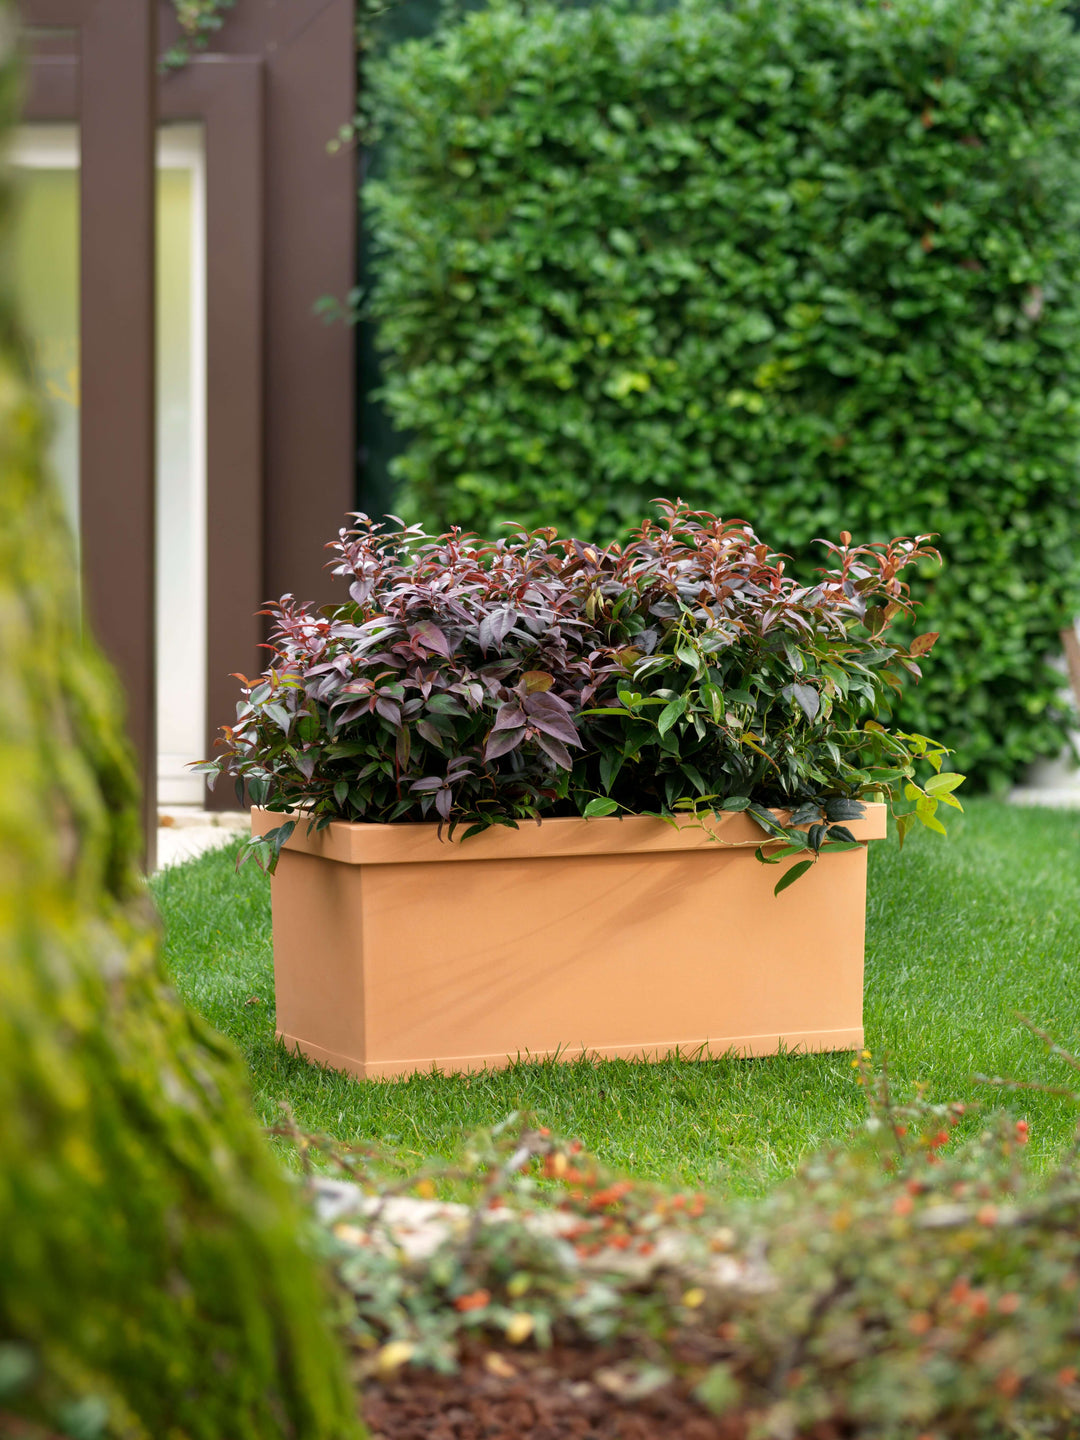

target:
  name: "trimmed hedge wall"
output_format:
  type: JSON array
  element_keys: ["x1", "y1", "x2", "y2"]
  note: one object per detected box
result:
[{"x1": 365, "y1": 0, "x2": 1080, "y2": 788}]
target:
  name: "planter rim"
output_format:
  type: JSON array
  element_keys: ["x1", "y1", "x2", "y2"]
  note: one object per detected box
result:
[{"x1": 252, "y1": 803, "x2": 887, "y2": 867}]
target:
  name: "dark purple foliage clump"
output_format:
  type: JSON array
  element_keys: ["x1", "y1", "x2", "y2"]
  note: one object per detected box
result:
[{"x1": 202, "y1": 501, "x2": 958, "y2": 870}]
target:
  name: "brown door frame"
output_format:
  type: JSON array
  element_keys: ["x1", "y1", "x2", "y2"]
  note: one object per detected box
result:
[
  {"x1": 159, "y1": 0, "x2": 359, "y2": 614},
  {"x1": 19, "y1": 0, "x2": 157, "y2": 867},
  {"x1": 22, "y1": 51, "x2": 265, "y2": 814},
  {"x1": 163, "y1": 59, "x2": 265, "y2": 811}
]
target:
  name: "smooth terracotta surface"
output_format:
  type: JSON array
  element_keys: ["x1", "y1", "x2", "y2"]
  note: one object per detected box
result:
[{"x1": 253, "y1": 805, "x2": 887, "y2": 1081}]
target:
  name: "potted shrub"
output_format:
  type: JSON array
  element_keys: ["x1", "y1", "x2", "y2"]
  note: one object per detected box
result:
[{"x1": 203, "y1": 502, "x2": 962, "y2": 1080}]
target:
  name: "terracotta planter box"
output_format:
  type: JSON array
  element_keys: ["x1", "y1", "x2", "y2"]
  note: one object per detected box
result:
[{"x1": 252, "y1": 804, "x2": 887, "y2": 1081}]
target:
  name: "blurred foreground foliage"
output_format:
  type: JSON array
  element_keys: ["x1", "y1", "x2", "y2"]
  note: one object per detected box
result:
[
  {"x1": 299, "y1": 1045, "x2": 1080, "y2": 1438},
  {"x1": 0, "y1": 11, "x2": 364, "y2": 1437}
]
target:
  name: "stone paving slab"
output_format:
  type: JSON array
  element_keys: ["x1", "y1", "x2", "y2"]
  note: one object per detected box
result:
[{"x1": 156, "y1": 808, "x2": 249, "y2": 872}]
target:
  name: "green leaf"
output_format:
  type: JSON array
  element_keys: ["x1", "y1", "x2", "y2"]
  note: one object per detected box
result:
[
  {"x1": 790, "y1": 683, "x2": 820, "y2": 723},
  {"x1": 324, "y1": 741, "x2": 371, "y2": 759},
  {"x1": 918, "y1": 809, "x2": 948, "y2": 836},
  {"x1": 924, "y1": 771, "x2": 966, "y2": 796},
  {"x1": 599, "y1": 748, "x2": 625, "y2": 793},
  {"x1": 788, "y1": 802, "x2": 822, "y2": 825},
  {"x1": 721, "y1": 796, "x2": 752, "y2": 811},
  {"x1": 247, "y1": 777, "x2": 270, "y2": 807},
  {"x1": 774, "y1": 859, "x2": 814, "y2": 895},
  {"x1": 748, "y1": 803, "x2": 787, "y2": 835},
  {"x1": 264, "y1": 702, "x2": 292, "y2": 736},
  {"x1": 695, "y1": 1364, "x2": 739, "y2": 1417},
  {"x1": 395, "y1": 725, "x2": 411, "y2": 769},
  {"x1": 825, "y1": 797, "x2": 865, "y2": 822},
  {"x1": 681, "y1": 761, "x2": 707, "y2": 796},
  {"x1": 657, "y1": 696, "x2": 687, "y2": 736},
  {"x1": 333, "y1": 779, "x2": 349, "y2": 808},
  {"x1": 583, "y1": 796, "x2": 619, "y2": 818}
]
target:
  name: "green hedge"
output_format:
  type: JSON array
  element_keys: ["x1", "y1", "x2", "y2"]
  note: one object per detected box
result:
[{"x1": 364, "y1": 0, "x2": 1080, "y2": 788}]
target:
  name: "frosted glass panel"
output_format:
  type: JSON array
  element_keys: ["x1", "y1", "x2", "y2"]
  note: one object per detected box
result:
[
  {"x1": 11, "y1": 124, "x2": 208, "y2": 807},
  {"x1": 156, "y1": 154, "x2": 206, "y2": 803}
]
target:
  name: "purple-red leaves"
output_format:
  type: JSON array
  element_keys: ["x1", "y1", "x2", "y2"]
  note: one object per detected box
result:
[
  {"x1": 478, "y1": 606, "x2": 518, "y2": 654},
  {"x1": 374, "y1": 697, "x2": 402, "y2": 727},
  {"x1": 523, "y1": 691, "x2": 580, "y2": 749},
  {"x1": 491, "y1": 704, "x2": 526, "y2": 733},
  {"x1": 480, "y1": 688, "x2": 584, "y2": 771},
  {"x1": 409, "y1": 620, "x2": 453, "y2": 658},
  {"x1": 409, "y1": 775, "x2": 455, "y2": 820},
  {"x1": 484, "y1": 726, "x2": 526, "y2": 761},
  {"x1": 534, "y1": 732, "x2": 574, "y2": 769},
  {"x1": 210, "y1": 505, "x2": 949, "y2": 839},
  {"x1": 485, "y1": 703, "x2": 528, "y2": 760},
  {"x1": 483, "y1": 688, "x2": 583, "y2": 768},
  {"x1": 416, "y1": 719, "x2": 445, "y2": 750}
]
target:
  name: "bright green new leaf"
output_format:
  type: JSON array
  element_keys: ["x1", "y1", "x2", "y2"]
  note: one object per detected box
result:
[{"x1": 925, "y1": 772, "x2": 966, "y2": 796}]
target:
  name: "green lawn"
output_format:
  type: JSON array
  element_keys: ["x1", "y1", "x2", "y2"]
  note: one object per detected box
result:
[{"x1": 152, "y1": 799, "x2": 1080, "y2": 1195}]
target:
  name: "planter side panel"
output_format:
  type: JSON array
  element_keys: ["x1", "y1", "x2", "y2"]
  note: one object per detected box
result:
[
  {"x1": 271, "y1": 851, "x2": 367, "y2": 1067},
  {"x1": 270, "y1": 842, "x2": 870, "y2": 1079}
]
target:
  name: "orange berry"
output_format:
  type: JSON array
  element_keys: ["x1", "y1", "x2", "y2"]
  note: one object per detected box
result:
[
  {"x1": 995, "y1": 1369, "x2": 1021, "y2": 1399},
  {"x1": 454, "y1": 1289, "x2": 491, "y2": 1312}
]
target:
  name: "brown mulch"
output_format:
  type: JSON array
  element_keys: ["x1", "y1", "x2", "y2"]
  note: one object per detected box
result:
[{"x1": 362, "y1": 1345, "x2": 848, "y2": 1440}]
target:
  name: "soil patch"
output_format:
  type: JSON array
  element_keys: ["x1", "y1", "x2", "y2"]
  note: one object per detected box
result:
[{"x1": 362, "y1": 1344, "x2": 846, "y2": 1440}]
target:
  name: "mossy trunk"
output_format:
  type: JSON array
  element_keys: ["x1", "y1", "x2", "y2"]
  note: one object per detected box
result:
[{"x1": 0, "y1": 21, "x2": 363, "y2": 1440}]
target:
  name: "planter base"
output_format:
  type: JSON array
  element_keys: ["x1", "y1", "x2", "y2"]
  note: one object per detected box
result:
[
  {"x1": 275, "y1": 1025, "x2": 866, "y2": 1081},
  {"x1": 255, "y1": 807, "x2": 886, "y2": 1083}
]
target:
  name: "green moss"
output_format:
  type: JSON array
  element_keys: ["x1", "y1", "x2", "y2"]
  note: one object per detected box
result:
[{"x1": 0, "y1": 15, "x2": 363, "y2": 1438}]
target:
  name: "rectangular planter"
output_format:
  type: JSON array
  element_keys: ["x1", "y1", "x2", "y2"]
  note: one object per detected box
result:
[{"x1": 252, "y1": 804, "x2": 887, "y2": 1081}]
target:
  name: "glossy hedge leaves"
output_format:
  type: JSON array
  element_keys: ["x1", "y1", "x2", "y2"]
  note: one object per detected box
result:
[
  {"x1": 363, "y1": 0, "x2": 1080, "y2": 790},
  {"x1": 202, "y1": 503, "x2": 963, "y2": 884}
]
